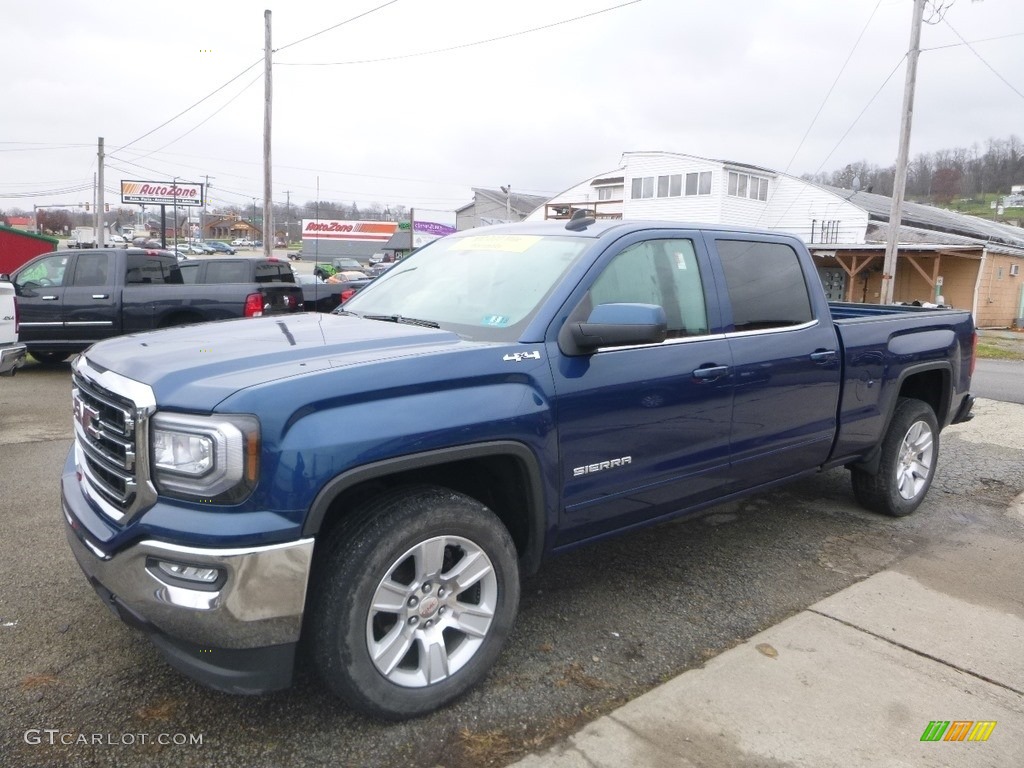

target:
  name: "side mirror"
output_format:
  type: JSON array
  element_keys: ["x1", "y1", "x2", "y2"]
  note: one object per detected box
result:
[
  {"x1": 0, "y1": 273, "x2": 9, "y2": 282},
  {"x1": 561, "y1": 303, "x2": 668, "y2": 355}
]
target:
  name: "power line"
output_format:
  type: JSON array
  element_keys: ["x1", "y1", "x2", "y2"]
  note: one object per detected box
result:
[
  {"x1": 778, "y1": 0, "x2": 884, "y2": 176},
  {"x1": 941, "y1": 18, "x2": 1024, "y2": 101},
  {"x1": 111, "y1": 72, "x2": 265, "y2": 164},
  {"x1": 275, "y1": 0, "x2": 402, "y2": 53},
  {"x1": 277, "y1": 0, "x2": 645, "y2": 67},
  {"x1": 113, "y1": 58, "x2": 264, "y2": 154},
  {"x1": 921, "y1": 31, "x2": 1024, "y2": 50}
]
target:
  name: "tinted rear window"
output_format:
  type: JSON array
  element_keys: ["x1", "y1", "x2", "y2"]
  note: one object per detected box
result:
[{"x1": 715, "y1": 240, "x2": 813, "y2": 331}]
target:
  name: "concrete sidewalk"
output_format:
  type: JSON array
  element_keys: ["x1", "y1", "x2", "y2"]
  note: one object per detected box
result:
[{"x1": 511, "y1": 523, "x2": 1024, "y2": 767}]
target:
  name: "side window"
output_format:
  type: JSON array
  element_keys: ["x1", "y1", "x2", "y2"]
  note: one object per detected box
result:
[
  {"x1": 177, "y1": 262, "x2": 199, "y2": 284},
  {"x1": 71, "y1": 254, "x2": 110, "y2": 287},
  {"x1": 716, "y1": 240, "x2": 813, "y2": 331},
  {"x1": 586, "y1": 239, "x2": 708, "y2": 339},
  {"x1": 16, "y1": 254, "x2": 70, "y2": 289},
  {"x1": 126, "y1": 255, "x2": 183, "y2": 285}
]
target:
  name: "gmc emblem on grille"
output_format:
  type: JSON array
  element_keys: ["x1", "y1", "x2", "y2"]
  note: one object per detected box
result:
[{"x1": 73, "y1": 391, "x2": 102, "y2": 440}]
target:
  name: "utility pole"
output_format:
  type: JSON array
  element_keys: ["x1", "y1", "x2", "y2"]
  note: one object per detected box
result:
[
  {"x1": 880, "y1": 0, "x2": 925, "y2": 305},
  {"x1": 263, "y1": 9, "x2": 273, "y2": 257},
  {"x1": 96, "y1": 138, "x2": 105, "y2": 247},
  {"x1": 501, "y1": 184, "x2": 512, "y2": 222},
  {"x1": 285, "y1": 190, "x2": 291, "y2": 244},
  {"x1": 203, "y1": 174, "x2": 215, "y2": 242}
]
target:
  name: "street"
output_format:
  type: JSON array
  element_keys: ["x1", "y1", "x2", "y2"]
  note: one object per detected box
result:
[
  {"x1": 973, "y1": 358, "x2": 1024, "y2": 404},
  {"x1": 1, "y1": 360, "x2": 1022, "y2": 768}
]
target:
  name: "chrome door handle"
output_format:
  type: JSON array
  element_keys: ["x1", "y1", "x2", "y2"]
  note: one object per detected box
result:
[
  {"x1": 810, "y1": 350, "x2": 837, "y2": 363},
  {"x1": 41, "y1": 295, "x2": 59, "y2": 300},
  {"x1": 91, "y1": 294, "x2": 109, "y2": 299},
  {"x1": 692, "y1": 365, "x2": 730, "y2": 380}
]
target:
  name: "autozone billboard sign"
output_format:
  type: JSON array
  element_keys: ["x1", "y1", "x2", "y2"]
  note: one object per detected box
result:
[
  {"x1": 302, "y1": 220, "x2": 397, "y2": 241},
  {"x1": 121, "y1": 180, "x2": 204, "y2": 207}
]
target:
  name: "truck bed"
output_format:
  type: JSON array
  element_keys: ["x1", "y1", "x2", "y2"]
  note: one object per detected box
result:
[{"x1": 827, "y1": 301, "x2": 975, "y2": 465}]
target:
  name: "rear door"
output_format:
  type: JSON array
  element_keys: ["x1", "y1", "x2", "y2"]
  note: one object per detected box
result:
[
  {"x1": 62, "y1": 251, "x2": 119, "y2": 344},
  {"x1": 12, "y1": 252, "x2": 73, "y2": 345},
  {"x1": 551, "y1": 231, "x2": 735, "y2": 546},
  {"x1": 705, "y1": 235, "x2": 841, "y2": 490}
]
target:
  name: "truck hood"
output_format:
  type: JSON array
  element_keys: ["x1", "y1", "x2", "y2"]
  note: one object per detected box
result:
[{"x1": 83, "y1": 313, "x2": 470, "y2": 411}]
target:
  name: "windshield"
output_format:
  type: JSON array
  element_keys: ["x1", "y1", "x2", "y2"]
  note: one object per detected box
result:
[{"x1": 342, "y1": 233, "x2": 590, "y2": 341}]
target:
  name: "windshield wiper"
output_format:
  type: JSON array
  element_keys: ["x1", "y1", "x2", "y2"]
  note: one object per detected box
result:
[{"x1": 363, "y1": 314, "x2": 440, "y2": 329}]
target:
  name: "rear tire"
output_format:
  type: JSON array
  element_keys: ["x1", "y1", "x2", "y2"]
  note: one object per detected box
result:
[
  {"x1": 309, "y1": 486, "x2": 520, "y2": 720},
  {"x1": 851, "y1": 397, "x2": 939, "y2": 517}
]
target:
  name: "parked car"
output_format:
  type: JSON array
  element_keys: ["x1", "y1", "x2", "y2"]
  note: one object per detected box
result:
[
  {"x1": 231, "y1": 238, "x2": 254, "y2": 247},
  {"x1": 331, "y1": 257, "x2": 368, "y2": 275},
  {"x1": 106, "y1": 234, "x2": 127, "y2": 248},
  {"x1": 205, "y1": 241, "x2": 237, "y2": 255},
  {"x1": 9, "y1": 248, "x2": 303, "y2": 362},
  {"x1": 0, "y1": 278, "x2": 26, "y2": 376},
  {"x1": 367, "y1": 261, "x2": 395, "y2": 279},
  {"x1": 61, "y1": 219, "x2": 975, "y2": 719},
  {"x1": 191, "y1": 242, "x2": 217, "y2": 254}
]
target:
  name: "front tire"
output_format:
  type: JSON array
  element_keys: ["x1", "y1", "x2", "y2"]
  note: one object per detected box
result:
[
  {"x1": 851, "y1": 397, "x2": 939, "y2": 517},
  {"x1": 310, "y1": 486, "x2": 520, "y2": 720}
]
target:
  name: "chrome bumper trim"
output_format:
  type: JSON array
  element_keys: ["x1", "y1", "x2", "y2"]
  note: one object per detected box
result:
[{"x1": 64, "y1": 508, "x2": 314, "y2": 649}]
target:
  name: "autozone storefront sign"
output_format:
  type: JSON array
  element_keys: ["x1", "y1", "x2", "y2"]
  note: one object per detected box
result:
[
  {"x1": 121, "y1": 180, "x2": 204, "y2": 207},
  {"x1": 302, "y1": 220, "x2": 397, "y2": 241}
]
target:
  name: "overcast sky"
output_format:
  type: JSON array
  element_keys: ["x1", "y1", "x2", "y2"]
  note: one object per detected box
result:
[{"x1": 2, "y1": 0, "x2": 1021, "y2": 216}]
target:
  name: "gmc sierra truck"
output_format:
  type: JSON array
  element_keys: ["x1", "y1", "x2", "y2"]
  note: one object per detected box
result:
[
  {"x1": 62, "y1": 218, "x2": 975, "y2": 720},
  {"x1": 6, "y1": 249, "x2": 303, "y2": 363}
]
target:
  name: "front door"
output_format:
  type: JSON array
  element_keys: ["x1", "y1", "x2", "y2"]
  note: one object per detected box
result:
[
  {"x1": 13, "y1": 252, "x2": 73, "y2": 346},
  {"x1": 550, "y1": 233, "x2": 735, "y2": 547}
]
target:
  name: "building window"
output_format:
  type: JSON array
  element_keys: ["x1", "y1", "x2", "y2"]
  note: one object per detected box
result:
[
  {"x1": 728, "y1": 171, "x2": 769, "y2": 201},
  {"x1": 596, "y1": 185, "x2": 622, "y2": 201},
  {"x1": 631, "y1": 177, "x2": 657, "y2": 199},
  {"x1": 633, "y1": 173, "x2": 708, "y2": 199}
]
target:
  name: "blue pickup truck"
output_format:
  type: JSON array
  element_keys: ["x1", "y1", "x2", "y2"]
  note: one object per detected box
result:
[{"x1": 62, "y1": 218, "x2": 975, "y2": 719}]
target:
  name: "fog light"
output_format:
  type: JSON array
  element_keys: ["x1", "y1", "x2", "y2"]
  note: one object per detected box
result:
[{"x1": 157, "y1": 561, "x2": 221, "y2": 584}]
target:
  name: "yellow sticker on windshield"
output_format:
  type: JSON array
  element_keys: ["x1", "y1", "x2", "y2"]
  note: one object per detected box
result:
[{"x1": 451, "y1": 235, "x2": 542, "y2": 252}]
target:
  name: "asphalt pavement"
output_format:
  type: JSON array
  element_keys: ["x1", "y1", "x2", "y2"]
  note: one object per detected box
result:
[
  {"x1": 512, "y1": 402, "x2": 1024, "y2": 768},
  {"x1": 1, "y1": 323, "x2": 1022, "y2": 767}
]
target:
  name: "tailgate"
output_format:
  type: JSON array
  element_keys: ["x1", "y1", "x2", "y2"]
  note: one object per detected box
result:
[{"x1": 257, "y1": 284, "x2": 304, "y2": 314}]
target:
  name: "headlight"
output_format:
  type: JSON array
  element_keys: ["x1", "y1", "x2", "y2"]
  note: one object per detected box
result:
[{"x1": 151, "y1": 412, "x2": 260, "y2": 502}]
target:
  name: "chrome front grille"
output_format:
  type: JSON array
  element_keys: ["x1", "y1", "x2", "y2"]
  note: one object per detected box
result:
[{"x1": 71, "y1": 356, "x2": 157, "y2": 522}]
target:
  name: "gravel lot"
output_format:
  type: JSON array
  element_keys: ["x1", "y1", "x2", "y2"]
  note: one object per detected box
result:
[{"x1": 2, "y1": 351, "x2": 1022, "y2": 768}]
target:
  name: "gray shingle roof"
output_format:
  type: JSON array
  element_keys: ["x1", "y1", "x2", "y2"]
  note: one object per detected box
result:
[
  {"x1": 469, "y1": 188, "x2": 549, "y2": 218},
  {"x1": 824, "y1": 186, "x2": 1024, "y2": 250}
]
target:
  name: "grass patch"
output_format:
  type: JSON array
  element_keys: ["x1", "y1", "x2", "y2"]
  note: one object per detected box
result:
[{"x1": 976, "y1": 341, "x2": 1024, "y2": 361}]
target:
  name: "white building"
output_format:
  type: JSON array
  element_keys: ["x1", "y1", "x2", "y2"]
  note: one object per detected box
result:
[
  {"x1": 528, "y1": 151, "x2": 1024, "y2": 327},
  {"x1": 528, "y1": 151, "x2": 870, "y2": 246}
]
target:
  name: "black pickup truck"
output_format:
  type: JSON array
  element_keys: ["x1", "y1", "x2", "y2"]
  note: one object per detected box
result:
[{"x1": 6, "y1": 249, "x2": 303, "y2": 363}]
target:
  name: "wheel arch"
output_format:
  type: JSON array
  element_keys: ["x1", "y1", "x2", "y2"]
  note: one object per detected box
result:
[
  {"x1": 851, "y1": 362, "x2": 950, "y2": 475},
  {"x1": 303, "y1": 441, "x2": 547, "y2": 576}
]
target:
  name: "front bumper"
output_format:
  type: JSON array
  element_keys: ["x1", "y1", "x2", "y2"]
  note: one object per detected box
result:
[
  {"x1": 62, "y1": 474, "x2": 315, "y2": 693},
  {"x1": 0, "y1": 342, "x2": 26, "y2": 376}
]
